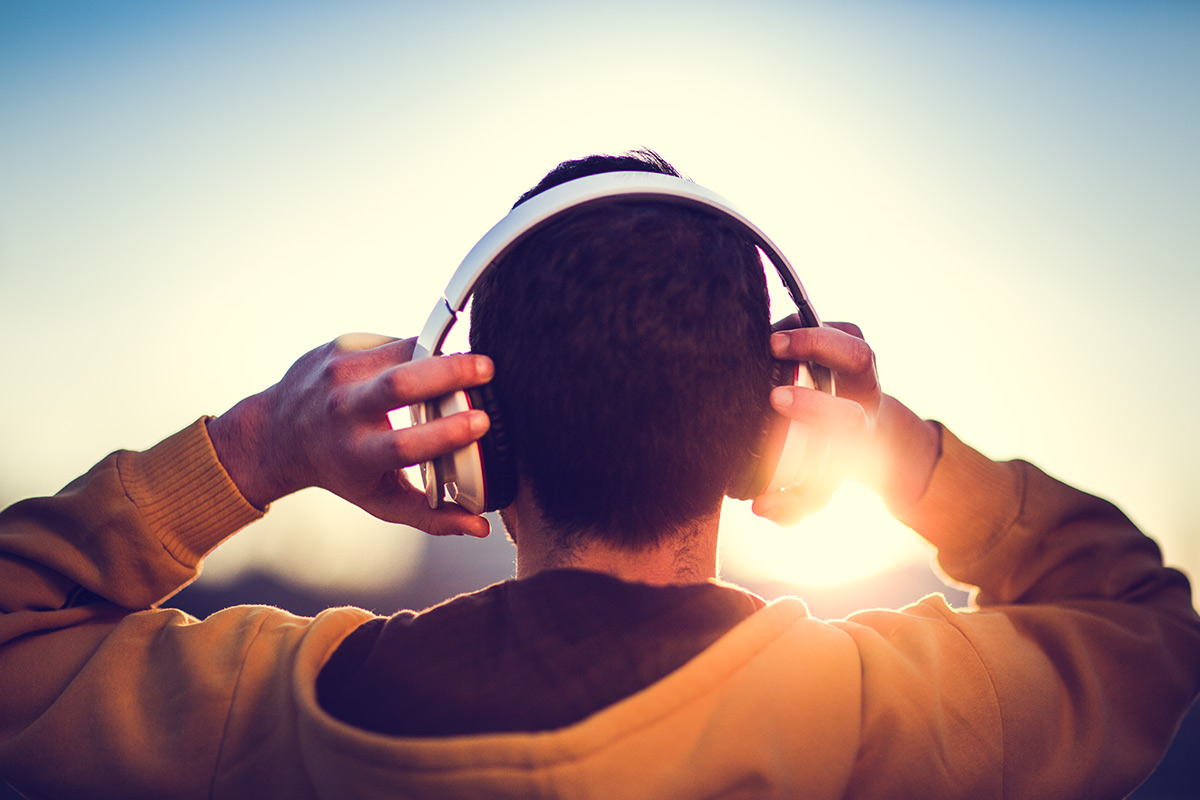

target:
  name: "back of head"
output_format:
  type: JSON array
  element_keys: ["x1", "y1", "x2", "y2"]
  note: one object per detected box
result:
[{"x1": 469, "y1": 150, "x2": 772, "y2": 549}]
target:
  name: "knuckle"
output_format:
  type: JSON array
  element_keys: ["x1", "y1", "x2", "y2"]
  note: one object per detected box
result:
[
  {"x1": 841, "y1": 322, "x2": 865, "y2": 340},
  {"x1": 323, "y1": 390, "x2": 348, "y2": 420},
  {"x1": 845, "y1": 403, "x2": 869, "y2": 431},
  {"x1": 445, "y1": 411, "x2": 474, "y2": 441},
  {"x1": 386, "y1": 366, "x2": 419, "y2": 401},
  {"x1": 321, "y1": 355, "x2": 357, "y2": 386},
  {"x1": 390, "y1": 432, "x2": 414, "y2": 464},
  {"x1": 845, "y1": 337, "x2": 875, "y2": 375},
  {"x1": 438, "y1": 353, "x2": 477, "y2": 388},
  {"x1": 456, "y1": 354, "x2": 480, "y2": 383}
]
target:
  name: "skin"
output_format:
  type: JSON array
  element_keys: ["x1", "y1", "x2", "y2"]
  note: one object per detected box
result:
[
  {"x1": 207, "y1": 334, "x2": 495, "y2": 538},
  {"x1": 501, "y1": 493, "x2": 722, "y2": 586},
  {"x1": 207, "y1": 323, "x2": 941, "y2": 584},
  {"x1": 756, "y1": 322, "x2": 942, "y2": 524}
]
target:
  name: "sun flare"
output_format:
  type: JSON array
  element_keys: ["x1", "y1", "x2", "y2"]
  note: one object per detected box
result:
[{"x1": 720, "y1": 482, "x2": 932, "y2": 588}]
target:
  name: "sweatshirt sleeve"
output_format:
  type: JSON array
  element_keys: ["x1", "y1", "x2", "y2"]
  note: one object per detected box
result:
[
  {"x1": 0, "y1": 418, "x2": 262, "y2": 615},
  {"x1": 0, "y1": 420, "x2": 371, "y2": 799},
  {"x1": 835, "y1": 428, "x2": 1200, "y2": 800}
]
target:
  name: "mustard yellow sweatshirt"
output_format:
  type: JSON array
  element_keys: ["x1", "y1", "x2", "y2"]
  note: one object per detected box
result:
[{"x1": 1, "y1": 419, "x2": 1197, "y2": 799}]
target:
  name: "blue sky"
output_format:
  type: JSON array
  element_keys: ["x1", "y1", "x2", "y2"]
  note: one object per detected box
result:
[{"x1": 2, "y1": 0, "x2": 1197, "y2": 590}]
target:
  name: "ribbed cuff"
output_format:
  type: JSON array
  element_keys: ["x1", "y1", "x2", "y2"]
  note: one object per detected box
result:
[
  {"x1": 893, "y1": 428, "x2": 1022, "y2": 567},
  {"x1": 119, "y1": 418, "x2": 264, "y2": 567}
]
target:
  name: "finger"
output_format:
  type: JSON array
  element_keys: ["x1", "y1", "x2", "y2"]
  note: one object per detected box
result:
[
  {"x1": 393, "y1": 494, "x2": 492, "y2": 537},
  {"x1": 380, "y1": 491, "x2": 492, "y2": 538},
  {"x1": 771, "y1": 313, "x2": 802, "y2": 333},
  {"x1": 770, "y1": 317, "x2": 856, "y2": 337},
  {"x1": 345, "y1": 353, "x2": 495, "y2": 418},
  {"x1": 770, "y1": 326, "x2": 878, "y2": 404},
  {"x1": 425, "y1": 507, "x2": 492, "y2": 538},
  {"x1": 825, "y1": 321, "x2": 864, "y2": 340},
  {"x1": 356, "y1": 410, "x2": 490, "y2": 472},
  {"x1": 770, "y1": 327, "x2": 873, "y2": 378},
  {"x1": 751, "y1": 479, "x2": 839, "y2": 526},
  {"x1": 769, "y1": 386, "x2": 869, "y2": 438},
  {"x1": 751, "y1": 435, "x2": 855, "y2": 525}
]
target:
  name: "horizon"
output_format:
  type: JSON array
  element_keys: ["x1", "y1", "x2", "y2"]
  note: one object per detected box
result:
[{"x1": 2, "y1": 0, "x2": 1196, "y2": 595}]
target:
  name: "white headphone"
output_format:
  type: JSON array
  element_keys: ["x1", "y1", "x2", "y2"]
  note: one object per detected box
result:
[{"x1": 411, "y1": 171, "x2": 832, "y2": 514}]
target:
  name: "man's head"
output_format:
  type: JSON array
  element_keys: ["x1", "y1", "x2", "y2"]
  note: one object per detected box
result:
[{"x1": 469, "y1": 150, "x2": 773, "y2": 549}]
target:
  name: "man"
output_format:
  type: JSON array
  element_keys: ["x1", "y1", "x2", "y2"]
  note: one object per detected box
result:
[{"x1": 1, "y1": 151, "x2": 1197, "y2": 799}]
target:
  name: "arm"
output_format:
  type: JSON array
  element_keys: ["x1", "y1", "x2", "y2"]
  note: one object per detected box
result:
[
  {"x1": 0, "y1": 334, "x2": 494, "y2": 797},
  {"x1": 764, "y1": 324, "x2": 1200, "y2": 798},
  {"x1": 1, "y1": 334, "x2": 493, "y2": 614},
  {"x1": 843, "y1": 432, "x2": 1200, "y2": 799}
]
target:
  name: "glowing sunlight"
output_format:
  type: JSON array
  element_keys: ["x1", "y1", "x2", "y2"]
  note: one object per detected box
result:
[{"x1": 720, "y1": 482, "x2": 931, "y2": 588}]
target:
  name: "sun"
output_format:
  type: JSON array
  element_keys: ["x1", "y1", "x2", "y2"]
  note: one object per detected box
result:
[{"x1": 719, "y1": 481, "x2": 932, "y2": 588}]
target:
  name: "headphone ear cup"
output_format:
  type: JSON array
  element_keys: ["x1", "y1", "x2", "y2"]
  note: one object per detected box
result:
[
  {"x1": 422, "y1": 390, "x2": 486, "y2": 513},
  {"x1": 413, "y1": 399, "x2": 448, "y2": 510},
  {"x1": 727, "y1": 360, "x2": 828, "y2": 500},
  {"x1": 465, "y1": 382, "x2": 519, "y2": 512}
]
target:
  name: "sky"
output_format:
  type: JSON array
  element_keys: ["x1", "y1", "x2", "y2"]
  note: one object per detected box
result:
[{"x1": 1, "y1": 0, "x2": 1197, "y2": 595}]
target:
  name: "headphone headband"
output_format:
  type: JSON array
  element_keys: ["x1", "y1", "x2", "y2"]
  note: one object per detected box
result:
[
  {"x1": 415, "y1": 171, "x2": 821, "y2": 359},
  {"x1": 412, "y1": 169, "x2": 832, "y2": 513}
]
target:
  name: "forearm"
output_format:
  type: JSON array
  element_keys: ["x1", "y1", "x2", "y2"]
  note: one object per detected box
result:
[
  {"x1": 898, "y1": 430, "x2": 1197, "y2": 616},
  {"x1": 865, "y1": 394, "x2": 942, "y2": 513}
]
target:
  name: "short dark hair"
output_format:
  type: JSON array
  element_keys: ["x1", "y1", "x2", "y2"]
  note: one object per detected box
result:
[{"x1": 469, "y1": 150, "x2": 772, "y2": 549}]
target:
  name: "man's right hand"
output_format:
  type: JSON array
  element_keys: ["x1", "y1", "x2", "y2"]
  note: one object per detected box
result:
[{"x1": 206, "y1": 334, "x2": 495, "y2": 537}]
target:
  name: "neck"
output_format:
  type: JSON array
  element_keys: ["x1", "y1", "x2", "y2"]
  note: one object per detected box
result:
[{"x1": 503, "y1": 491, "x2": 721, "y2": 586}]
